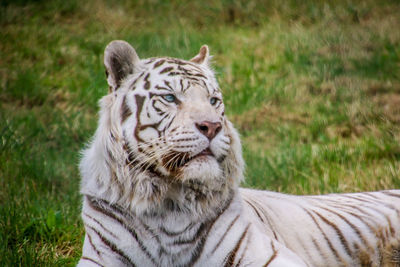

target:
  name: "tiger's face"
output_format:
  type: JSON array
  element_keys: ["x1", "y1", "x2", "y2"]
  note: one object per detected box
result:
[
  {"x1": 120, "y1": 58, "x2": 229, "y2": 184},
  {"x1": 98, "y1": 41, "x2": 243, "y2": 196}
]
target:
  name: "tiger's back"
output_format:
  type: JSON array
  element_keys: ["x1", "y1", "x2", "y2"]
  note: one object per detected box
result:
[{"x1": 242, "y1": 189, "x2": 400, "y2": 266}]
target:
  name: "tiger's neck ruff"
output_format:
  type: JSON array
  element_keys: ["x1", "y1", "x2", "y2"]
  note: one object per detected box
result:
[{"x1": 80, "y1": 41, "x2": 243, "y2": 221}]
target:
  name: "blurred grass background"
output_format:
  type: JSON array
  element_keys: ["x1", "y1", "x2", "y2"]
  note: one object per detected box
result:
[{"x1": 1, "y1": 0, "x2": 400, "y2": 265}]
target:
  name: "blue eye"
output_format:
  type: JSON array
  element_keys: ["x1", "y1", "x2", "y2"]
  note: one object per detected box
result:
[
  {"x1": 210, "y1": 97, "x2": 219, "y2": 105},
  {"x1": 162, "y1": 94, "x2": 176, "y2": 103}
]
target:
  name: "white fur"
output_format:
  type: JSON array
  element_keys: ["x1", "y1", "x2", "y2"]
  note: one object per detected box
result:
[{"x1": 78, "y1": 42, "x2": 400, "y2": 267}]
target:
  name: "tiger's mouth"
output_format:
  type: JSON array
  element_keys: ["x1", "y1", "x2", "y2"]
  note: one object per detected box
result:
[
  {"x1": 179, "y1": 148, "x2": 214, "y2": 168},
  {"x1": 162, "y1": 148, "x2": 215, "y2": 171},
  {"x1": 194, "y1": 148, "x2": 213, "y2": 158}
]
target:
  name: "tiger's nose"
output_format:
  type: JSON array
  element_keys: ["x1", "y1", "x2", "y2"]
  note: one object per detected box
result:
[{"x1": 195, "y1": 121, "x2": 222, "y2": 140}]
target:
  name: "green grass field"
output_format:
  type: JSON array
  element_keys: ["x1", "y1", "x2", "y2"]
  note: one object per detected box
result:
[{"x1": 1, "y1": 0, "x2": 400, "y2": 265}]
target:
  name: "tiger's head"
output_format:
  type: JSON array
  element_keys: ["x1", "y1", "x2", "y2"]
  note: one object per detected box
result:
[{"x1": 80, "y1": 41, "x2": 244, "y2": 216}]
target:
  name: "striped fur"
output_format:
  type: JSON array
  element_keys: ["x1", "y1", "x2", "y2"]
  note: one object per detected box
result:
[
  {"x1": 79, "y1": 193, "x2": 307, "y2": 266},
  {"x1": 242, "y1": 189, "x2": 400, "y2": 266},
  {"x1": 78, "y1": 40, "x2": 400, "y2": 266}
]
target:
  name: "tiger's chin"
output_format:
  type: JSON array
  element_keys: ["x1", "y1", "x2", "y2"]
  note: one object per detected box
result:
[{"x1": 179, "y1": 155, "x2": 225, "y2": 187}]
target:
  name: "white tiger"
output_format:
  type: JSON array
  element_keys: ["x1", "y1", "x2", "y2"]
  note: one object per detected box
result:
[{"x1": 78, "y1": 40, "x2": 400, "y2": 267}]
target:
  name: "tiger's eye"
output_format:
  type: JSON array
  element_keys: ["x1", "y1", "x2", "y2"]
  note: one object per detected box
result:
[
  {"x1": 162, "y1": 94, "x2": 176, "y2": 103},
  {"x1": 210, "y1": 97, "x2": 218, "y2": 105}
]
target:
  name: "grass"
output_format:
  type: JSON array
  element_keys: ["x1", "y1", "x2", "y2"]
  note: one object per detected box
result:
[{"x1": 1, "y1": 0, "x2": 400, "y2": 265}]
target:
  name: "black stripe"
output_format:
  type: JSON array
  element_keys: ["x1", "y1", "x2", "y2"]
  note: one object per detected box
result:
[
  {"x1": 263, "y1": 241, "x2": 277, "y2": 267},
  {"x1": 186, "y1": 61, "x2": 203, "y2": 71},
  {"x1": 385, "y1": 214, "x2": 395, "y2": 236},
  {"x1": 164, "y1": 80, "x2": 174, "y2": 91},
  {"x1": 193, "y1": 73, "x2": 207, "y2": 79},
  {"x1": 381, "y1": 191, "x2": 400, "y2": 199},
  {"x1": 134, "y1": 94, "x2": 146, "y2": 143},
  {"x1": 303, "y1": 208, "x2": 344, "y2": 264},
  {"x1": 343, "y1": 195, "x2": 370, "y2": 202},
  {"x1": 143, "y1": 73, "x2": 150, "y2": 90},
  {"x1": 189, "y1": 191, "x2": 235, "y2": 266},
  {"x1": 224, "y1": 224, "x2": 250, "y2": 267},
  {"x1": 160, "y1": 222, "x2": 196, "y2": 236},
  {"x1": 234, "y1": 229, "x2": 251, "y2": 267},
  {"x1": 92, "y1": 197, "x2": 158, "y2": 239},
  {"x1": 104, "y1": 201, "x2": 162, "y2": 246},
  {"x1": 87, "y1": 197, "x2": 124, "y2": 225},
  {"x1": 121, "y1": 95, "x2": 132, "y2": 123},
  {"x1": 87, "y1": 233, "x2": 101, "y2": 258},
  {"x1": 168, "y1": 71, "x2": 184, "y2": 76},
  {"x1": 173, "y1": 145, "x2": 195, "y2": 149},
  {"x1": 94, "y1": 197, "x2": 163, "y2": 247},
  {"x1": 212, "y1": 214, "x2": 240, "y2": 253},
  {"x1": 348, "y1": 194, "x2": 398, "y2": 214},
  {"x1": 154, "y1": 99, "x2": 169, "y2": 109},
  {"x1": 153, "y1": 59, "x2": 165, "y2": 68},
  {"x1": 339, "y1": 199, "x2": 389, "y2": 224},
  {"x1": 341, "y1": 195, "x2": 395, "y2": 212},
  {"x1": 152, "y1": 101, "x2": 165, "y2": 115},
  {"x1": 200, "y1": 79, "x2": 207, "y2": 88},
  {"x1": 154, "y1": 85, "x2": 172, "y2": 92},
  {"x1": 81, "y1": 256, "x2": 105, "y2": 267},
  {"x1": 343, "y1": 198, "x2": 399, "y2": 232},
  {"x1": 129, "y1": 72, "x2": 145, "y2": 88},
  {"x1": 312, "y1": 210, "x2": 352, "y2": 256},
  {"x1": 184, "y1": 225, "x2": 211, "y2": 266},
  {"x1": 160, "y1": 66, "x2": 174, "y2": 74},
  {"x1": 329, "y1": 204, "x2": 378, "y2": 236},
  {"x1": 179, "y1": 79, "x2": 185, "y2": 92},
  {"x1": 318, "y1": 206, "x2": 371, "y2": 250},
  {"x1": 84, "y1": 212, "x2": 118, "y2": 239},
  {"x1": 87, "y1": 225, "x2": 136, "y2": 267},
  {"x1": 166, "y1": 58, "x2": 188, "y2": 66},
  {"x1": 87, "y1": 197, "x2": 158, "y2": 265},
  {"x1": 293, "y1": 233, "x2": 314, "y2": 264},
  {"x1": 183, "y1": 79, "x2": 191, "y2": 92},
  {"x1": 244, "y1": 199, "x2": 264, "y2": 223},
  {"x1": 311, "y1": 237, "x2": 327, "y2": 261},
  {"x1": 359, "y1": 193, "x2": 400, "y2": 217},
  {"x1": 145, "y1": 58, "x2": 156, "y2": 64},
  {"x1": 247, "y1": 199, "x2": 280, "y2": 241},
  {"x1": 163, "y1": 114, "x2": 175, "y2": 132},
  {"x1": 334, "y1": 204, "x2": 374, "y2": 221},
  {"x1": 363, "y1": 192, "x2": 380, "y2": 199},
  {"x1": 172, "y1": 222, "x2": 208, "y2": 245},
  {"x1": 342, "y1": 194, "x2": 381, "y2": 207}
]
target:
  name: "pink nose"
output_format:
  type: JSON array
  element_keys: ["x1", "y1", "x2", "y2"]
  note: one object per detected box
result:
[{"x1": 195, "y1": 121, "x2": 222, "y2": 140}]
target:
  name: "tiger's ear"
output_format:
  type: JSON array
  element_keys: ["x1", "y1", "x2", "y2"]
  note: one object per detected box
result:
[
  {"x1": 190, "y1": 45, "x2": 210, "y2": 65},
  {"x1": 104, "y1": 40, "x2": 140, "y2": 92}
]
